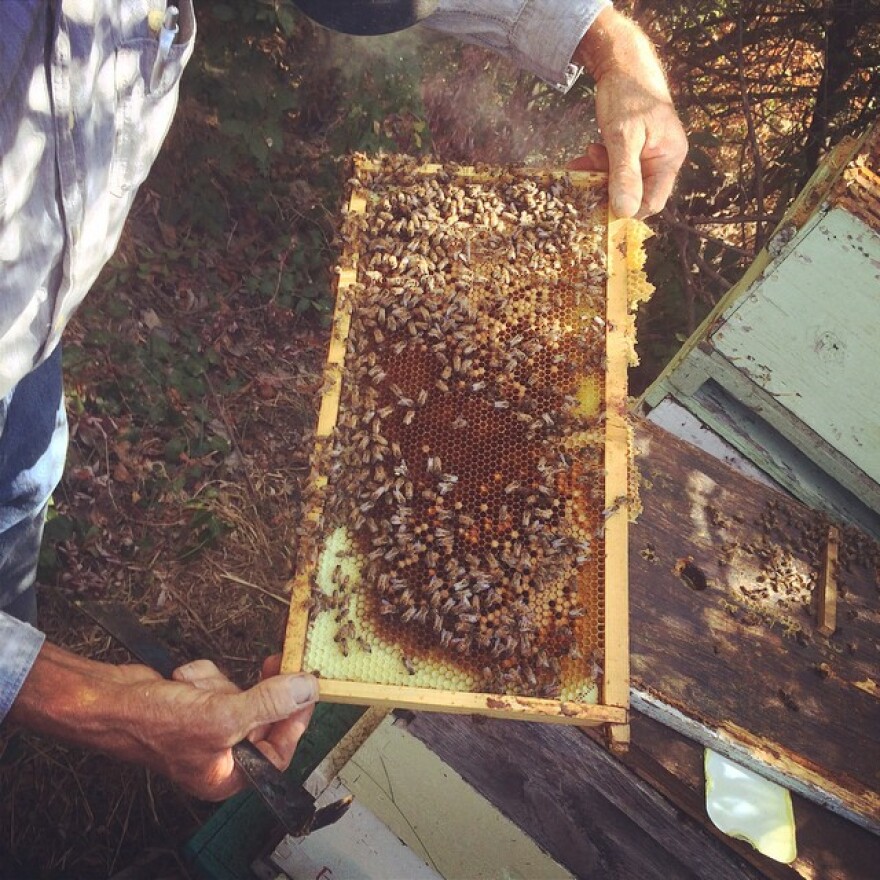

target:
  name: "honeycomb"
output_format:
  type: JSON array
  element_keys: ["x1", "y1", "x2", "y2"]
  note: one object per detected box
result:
[{"x1": 289, "y1": 156, "x2": 633, "y2": 711}]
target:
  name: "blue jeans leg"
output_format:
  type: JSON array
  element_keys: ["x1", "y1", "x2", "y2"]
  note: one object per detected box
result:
[{"x1": 0, "y1": 346, "x2": 68, "y2": 625}]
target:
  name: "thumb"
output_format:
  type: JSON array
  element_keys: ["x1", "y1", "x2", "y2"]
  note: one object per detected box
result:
[{"x1": 234, "y1": 673, "x2": 319, "y2": 736}]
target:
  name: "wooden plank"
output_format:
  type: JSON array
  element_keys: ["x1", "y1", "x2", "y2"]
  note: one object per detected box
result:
[
  {"x1": 709, "y1": 207, "x2": 880, "y2": 489},
  {"x1": 309, "y1": 679, "x2": 625, "y2": 726},
  {"x1": 405, "y1": 711, "x2": 764, "y2": 880},
  {"x1": 339, "y1": 718, "x2": 575, "y2": 879},
  {"x1": 641, "y1": 126, "x2": 871, "y2": 413},
  {"x1": 304, "y1": 706, "x2": 389, "y2": 796},
  {"x1": 817, "y1": 525, "x2": 840, "y2": 635},
  {"x1": 678, "y1": 378, "x2": 880, "y2": 539},
  {"x1": 630, "y1": 418, "x2": 880, "y2": 831},
  {"x1": 641, "y1": 123, "x2": 880, "y2": 536},
  {"x1": 665, "y1": 344, "x2": 880, "y2": 515},
  {"x1": 585, "y1": 711, "x2": 880, "y2": 880},
  {"x1": 603, "y1": 215, "x2": 632, "y2": 748},
  {"x1": 632, "y1": 689, "x2": 878, "y2": 835}
]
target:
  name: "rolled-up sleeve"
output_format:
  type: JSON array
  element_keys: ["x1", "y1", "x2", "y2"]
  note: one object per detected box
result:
[
  {"x1": 425, "y1": 0, "x2": 611, "y2": 91},
  {"x1": 0, "y1": 611, "x2": 45, "y2": 722}
]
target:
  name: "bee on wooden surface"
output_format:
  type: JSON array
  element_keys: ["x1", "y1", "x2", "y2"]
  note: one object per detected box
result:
[{"x1": 602, "y1": 495, "x2": 628, "y2": 520}]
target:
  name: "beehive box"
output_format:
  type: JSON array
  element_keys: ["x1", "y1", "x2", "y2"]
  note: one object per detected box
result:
[
  {"x1": 642, "y1": 121, "x2": 880, "y2": 538},
  {"x1": 283, "y1": 156, "x2": 648, "y2": 738}
]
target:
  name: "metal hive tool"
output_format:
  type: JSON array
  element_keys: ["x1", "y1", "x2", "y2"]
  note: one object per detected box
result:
[{"x1": 283, "y1": 156, "x2": 646, "y2": 740}]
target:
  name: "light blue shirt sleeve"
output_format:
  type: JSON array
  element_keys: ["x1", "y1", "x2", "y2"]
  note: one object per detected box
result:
[
  {"x1": 0, "y1": 611, "x2": 45, "y2": 723},
  {"x1": 425, "y1": 0, "x2": 612, "y2": 91}
]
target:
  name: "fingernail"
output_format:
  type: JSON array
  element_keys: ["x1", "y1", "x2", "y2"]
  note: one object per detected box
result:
[{"x1": 288, "y1": 674, "x2": 319, "y2": 706}]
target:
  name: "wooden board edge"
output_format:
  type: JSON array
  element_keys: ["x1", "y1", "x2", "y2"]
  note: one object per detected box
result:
[
  {"x1": 817, "y1": 524, "x2": 840, "y2": 635},
  {"x1": 632, "y1": 687, "x2": 880, "y2": 836},
  {"x1": 281, "y1": 188, "x2": 365, "y2": 674},
  {"x1": 602, "y1": 215, "x2": 631, "y2": 718},
  {"x1": 353, "y1": 154, "x2": 607, "y2": 188},
  {"x1": 311, "y1": 678, "x2": 627, "y2": 726}
]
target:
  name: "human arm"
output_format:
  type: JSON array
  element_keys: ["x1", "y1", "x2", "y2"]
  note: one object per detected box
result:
[
  {"x1": 569, "y1": 6, "x2": 688, "y2": 219},
  {"x1": 423, "y1": 1, "x2": 687, "y2": 219},
  {"x1": 6, "y1": 637, "x2": 317, "y2": 802}
]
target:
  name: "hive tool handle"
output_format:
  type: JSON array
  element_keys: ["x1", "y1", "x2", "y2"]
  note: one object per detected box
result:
[{"x1": 74, "y1": 600, "x2": 351, "y2": 836}]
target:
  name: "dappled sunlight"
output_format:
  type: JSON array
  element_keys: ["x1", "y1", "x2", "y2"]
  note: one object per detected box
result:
[
  {"x1": 685, "y1": 469, "x2": 716, "y2": 543},
  {"x1": 681, "y1": 465, "x2": 817, "y2": 633}
]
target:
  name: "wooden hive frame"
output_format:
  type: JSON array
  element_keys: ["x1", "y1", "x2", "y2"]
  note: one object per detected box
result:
[{"x1": 282, "y1": 158, "x2": 632, "y2": 745}]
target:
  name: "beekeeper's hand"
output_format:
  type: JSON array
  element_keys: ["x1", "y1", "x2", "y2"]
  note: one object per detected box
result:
[{"x1": 570, "y1": 7, "x2": 688, "y2": 220}]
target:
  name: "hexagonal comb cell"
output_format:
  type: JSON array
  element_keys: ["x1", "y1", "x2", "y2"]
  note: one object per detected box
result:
[{"x1": 288, "y1": 157, "x2": 630, "y2": 713}]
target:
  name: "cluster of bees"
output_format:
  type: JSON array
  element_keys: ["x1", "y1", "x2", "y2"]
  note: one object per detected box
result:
[
  {"x1": 305, "y1": 158, "x2": 612, "y2": 698},
  {"x1": 716, "y1": 498, "x2": 880, "y2": 638}
]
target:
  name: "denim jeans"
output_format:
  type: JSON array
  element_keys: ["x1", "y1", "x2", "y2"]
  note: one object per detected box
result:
[{"x1": 0, "y1": 346, "x2": 67, "y2": 625}]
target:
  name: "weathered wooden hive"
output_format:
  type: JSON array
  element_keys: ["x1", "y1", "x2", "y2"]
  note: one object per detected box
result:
[{"x1": 643, "y1": 121, "x2": 880, "y2": 538}]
